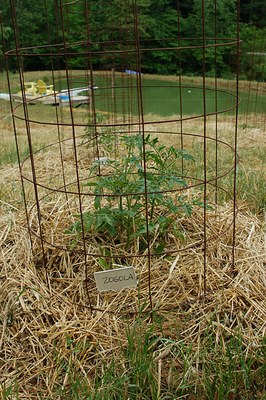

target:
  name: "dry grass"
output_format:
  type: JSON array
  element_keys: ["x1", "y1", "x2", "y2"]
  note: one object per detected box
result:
[
  {"x1": 0, "y1": 121, "x2": 265, "y2": 398},
  {"x1": 0, "y1": 71, "x2": 265, "y2": 398},
  {"x1": 0, "y1": 176, "x2": 265, "y2": 397}
]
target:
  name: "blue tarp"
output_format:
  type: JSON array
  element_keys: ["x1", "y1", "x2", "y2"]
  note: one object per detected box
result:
[{"x1": 124, "y1": 70, "x2": 140, "y2": 75}]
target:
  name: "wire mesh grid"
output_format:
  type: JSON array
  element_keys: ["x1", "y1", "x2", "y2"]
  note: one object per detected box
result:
[{"x1": 2, "y1": 0, "x2": 243, "y2": 315}]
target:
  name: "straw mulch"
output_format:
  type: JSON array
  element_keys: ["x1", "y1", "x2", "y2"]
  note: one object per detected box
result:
[{"x1": 0, "y1": 160, "x2": 265, "y2": 399}]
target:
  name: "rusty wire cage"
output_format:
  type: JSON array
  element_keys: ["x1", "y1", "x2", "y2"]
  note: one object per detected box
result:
[{"x1": 2, "y1": 0, "x2": 243, "y2": 316}]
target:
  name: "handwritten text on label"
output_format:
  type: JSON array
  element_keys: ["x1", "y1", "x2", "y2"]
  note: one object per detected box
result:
[{"x1": 94, "y1": 266, "x2": 137, "y2": 292}]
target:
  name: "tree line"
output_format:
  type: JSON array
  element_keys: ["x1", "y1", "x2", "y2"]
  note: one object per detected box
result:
[{"x1": 0, "y1": 0, "x2": 265, "y2": 81}]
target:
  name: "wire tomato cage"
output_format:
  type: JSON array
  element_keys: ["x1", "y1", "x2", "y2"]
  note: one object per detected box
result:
[{"x1": 2, "y1": 0, "x2": 245, "y2": 316}]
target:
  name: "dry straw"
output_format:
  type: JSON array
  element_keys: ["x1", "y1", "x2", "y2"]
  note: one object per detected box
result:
[{"x1": 0, "y1": 154, "x2": 265, "y2": 398}]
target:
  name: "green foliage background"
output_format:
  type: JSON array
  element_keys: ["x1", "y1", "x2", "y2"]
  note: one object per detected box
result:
[{"x1": 0, "y1": 0, "x2": 265, "y2": 80}]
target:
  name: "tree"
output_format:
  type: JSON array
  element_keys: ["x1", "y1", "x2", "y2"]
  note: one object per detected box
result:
[
  {"x1": 0, "y1": 0, "x2": 264, "y2": 78},
  {"x1": 140, "y1": 0, "x2": 180, "y2": 74},
  {"x1": 240, "y1": 24, "x2": 266, "y2": 81},
  {"x1": 179, "y1": 0, "x2": 238, "y2": 77},
  {"x1": 0, "y1": 0, "x2": 56, "y2": 70},
  {"x1": 240, "y1": 0, "x2": 266, "y2": 28}
]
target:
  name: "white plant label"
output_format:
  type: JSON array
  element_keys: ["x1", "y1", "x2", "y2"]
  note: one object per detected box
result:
[{"x1": 94, "y1": 266, "x2": 137, "y2": 292}]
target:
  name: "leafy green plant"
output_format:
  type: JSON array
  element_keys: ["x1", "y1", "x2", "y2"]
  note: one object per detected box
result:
[{"x1": 66, "y1": 134, "x2": 205, "y2": 251}]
